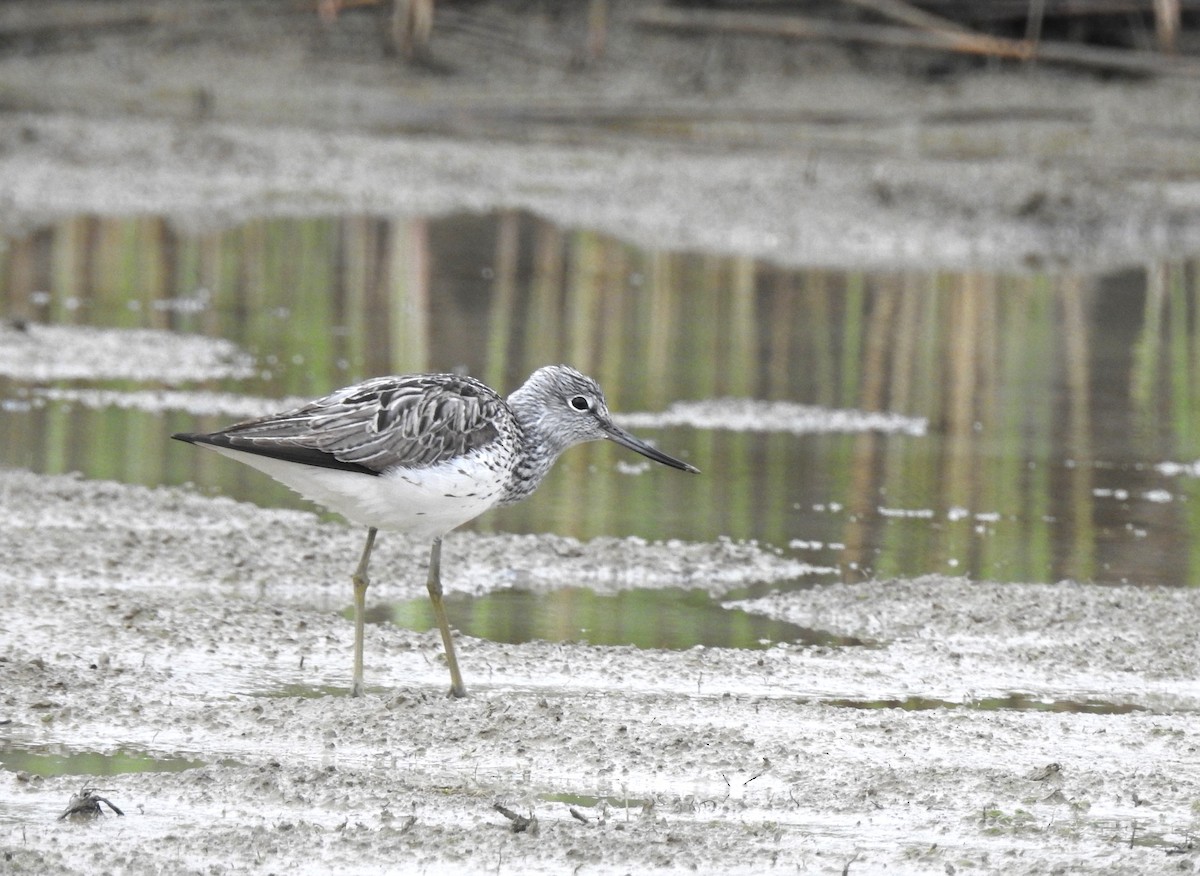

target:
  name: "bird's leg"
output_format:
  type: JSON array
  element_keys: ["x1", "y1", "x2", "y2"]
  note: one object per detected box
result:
[
  {"x1": 425, "y1": 536, "x2": 467, "y2": 698},
  {"x1": 350, "y1": 527, "x2": 378, "y2": 698}
]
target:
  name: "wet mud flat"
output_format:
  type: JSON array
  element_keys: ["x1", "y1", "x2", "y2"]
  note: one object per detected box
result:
[{"x1": 2, "y1": 469, "x2": 1199, "y2": 874}]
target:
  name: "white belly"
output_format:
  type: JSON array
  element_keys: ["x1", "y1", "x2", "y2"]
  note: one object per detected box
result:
[{"x1": 206, "y1": 445, "x2": 508, "y2": 539}]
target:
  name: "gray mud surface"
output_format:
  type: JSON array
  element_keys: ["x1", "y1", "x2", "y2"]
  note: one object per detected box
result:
[{"x1": 3, "y1": 470, "x2": 1200, "y2": 874}]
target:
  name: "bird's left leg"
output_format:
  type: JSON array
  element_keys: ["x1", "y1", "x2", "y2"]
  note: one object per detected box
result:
[{"x1": 350, "y1": 527, "x2": 378, "y2": 697}]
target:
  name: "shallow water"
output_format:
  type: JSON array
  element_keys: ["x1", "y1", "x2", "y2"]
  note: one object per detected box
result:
[
  {"x1": 820, "y1": 694, "x2": 1151, "y2": 715},
  {"x1": 1, "y1": 210, "x2": 1199, "y2": 606},
  {"x1": 374, "y1": 586, "x2": 867, "y2": 650},
  {"x1": 0, "y1": 743, "x2": 205, "y2": 778}
]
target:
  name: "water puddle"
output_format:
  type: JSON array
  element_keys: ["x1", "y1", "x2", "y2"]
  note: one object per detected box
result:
[
  {"x1": 369, "y1": 587, "x2": 869, "y2": 651},
  {"x1": 820, "y1": 694, "x2": 1151, "y2": 715},
  {"x1": 256, "y1": 684, "x2": 352, "y2": 700},
  {"x1": 0, "y1": 742, "x2": 207, "y2": 778},
  {"x1": 540, "y1": 791, "x2": 652, "y2": 815}
]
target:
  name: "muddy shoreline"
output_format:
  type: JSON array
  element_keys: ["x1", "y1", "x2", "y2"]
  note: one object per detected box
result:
[{"x1": 3, "y1": 470, "x2": 1199, "y2": 874}]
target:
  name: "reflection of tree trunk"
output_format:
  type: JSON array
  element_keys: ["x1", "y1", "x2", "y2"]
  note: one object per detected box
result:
[
  {"x1": 52, "y1": 217, "x2": 83, "y2": 326},
  {"x1": 873, "y1": 276, "x2": 924, "y2": 579},
  {"x1": 387, "y1": 218, "x2": 430, "y2": 374},
  {"x1": 806, "y1": 271, "x2": 834, "y2": 407},
  {"x1": 947, "y1": 274, "x2": 979, "y2": 447},
  {"x1": 841, "y1": 282, "x2": 897, "y2": 580},
  {"x1": 596, "y1": 239, "x2": 627, "y2": 401},
  {"x1": 1189, "y1": 266, "x2": 1200, "y2": 435},
  {"x1": 977, "y1": 276, "x2": 998, "y2": 435},
  {"x1": 1061, "y1": 274, "x2": 1094, "y2": 582},
  {"x1": 645, "y1": 251, "x2": 676, "y2": 410},
  {"x1": 567, "y1": 232, "x2": 603, "y2": 373},
  {"x1": 526, "y1": 221, "x2": 565, "y2": 373},
  {"x1": 861, "y1": 277, "x2": 897, "y2": 413},
  {"x1": 765, "y1": 272, "x2": 796, "y2": 399},
  {"x1": 242, "y1": 219, "x2": 267, "y2": 347},
  {"x1": 887, "y1": 274, "x2": 920, "y2": 415},
  {"x1": 728, "y1": 257, "x2": 757, "y2": 398},
  {"x1": 841, "y1": 429, "x2": 877, "y2": 582},
  {"x1": 943, "y1": 272, "x2": 981, "y2": 509},
  {"x1": 149, "y1": 217, "x2": 174, "y2": 331},
  {"x1": 67, "y1": 218, "x2": 102, "y2": 326},
  {"x1": 1185, "y1": 264, "x2": 1200, "y2": 586},
  {"x1": 5, "y1": 233, "x2": 39, "y2": 320},
  {"x1": 839, "y1": 274, "x2": 864, "y2": 409},
  {"x1": 339, "y1": 217, "x2": 368, "y2": 376},
  {"x1": 936, "y1": 274, "x2": 985, "y2": 573},
  {"x1": 198, "y1": 231, "x2": 222, "y2": 338},
  {"x1": 485, "y1": 210, "x2": 519, "y2": 390},
  {"x1": 1131, "y1": 263, "x2": 1166, "y2": 445},
  {"x1": 695, "y1": 255, "x2": 723, "y2": 399}
]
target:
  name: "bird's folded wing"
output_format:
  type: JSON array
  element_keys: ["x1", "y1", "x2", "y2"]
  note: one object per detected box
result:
[{"x1": 203, "y1": 374, "x2": 506, "y2": 473}]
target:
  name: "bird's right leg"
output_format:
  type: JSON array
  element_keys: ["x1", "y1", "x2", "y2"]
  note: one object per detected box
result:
[
  {"x1": 425, "y1": 536, "x2": 467, "y2": 698},
  {"x1": 350, "y1": 527, "x2": 378, "y2": 697}
]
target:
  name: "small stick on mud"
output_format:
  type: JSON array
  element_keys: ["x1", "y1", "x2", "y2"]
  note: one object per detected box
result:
[
  {"x1": 58, "y1": 787, "x2": 124, "y2": 821},
  {"x1": 493, "y1": 803, "x2": 537, "y2": 834},
  {"x1": 1166, "y1": 831, "x2": 1195, "y2": 855}
]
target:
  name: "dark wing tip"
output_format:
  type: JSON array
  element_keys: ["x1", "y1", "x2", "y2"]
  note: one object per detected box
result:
[
  {"x1": 172, "y1": 428, "x2": 380, "y2": 476},
  {"x1": 171, "y1": 432, "x2": 209, "y2": 445}
]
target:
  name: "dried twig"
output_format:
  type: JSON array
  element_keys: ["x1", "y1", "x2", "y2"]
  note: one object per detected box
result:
[
  {"x1": 58, "y1": 787, "x2": 124, "y2": 821},
  {"x1": 839, "y1": 0, "x2": 975, "y2": 35},
  {"x1": 493, "y1": 803, "x2": 537, "y2": 834},
  {"x1": 636, "y1": 6, "x2": 1200, "y2": 77}
]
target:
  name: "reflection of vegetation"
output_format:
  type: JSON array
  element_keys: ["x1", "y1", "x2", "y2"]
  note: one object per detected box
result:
[
  {"x1": 1131, "y1": 263, "x2": 1200, "y2": 585},
  {"x1": 540, "y1": 792, "x2": 650, "y2": 811},
  {"x1": 1, "y1": 212, "x2": 1198, "y2": 587},
  {"x1": 379, "y1": 587, "x2": 866, "y2": 651}
]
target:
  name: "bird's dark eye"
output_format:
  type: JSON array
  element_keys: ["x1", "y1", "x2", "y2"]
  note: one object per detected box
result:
[{"x1": 569, "y1": 395, "x2": 591, "y2": 412}]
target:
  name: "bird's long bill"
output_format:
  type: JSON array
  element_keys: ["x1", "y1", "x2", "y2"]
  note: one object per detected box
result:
[{"x1": 602, "y1": 422, "x2": 700, "y2": 474}]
